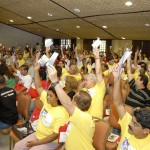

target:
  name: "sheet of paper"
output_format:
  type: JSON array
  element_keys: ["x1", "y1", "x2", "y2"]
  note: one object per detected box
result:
[
  {"x1": 45, "y1": 39, "x2": 53, "y2": 48},
  {"x1": 59, "y1": 132, "x2": 67, "y2": 143},
  {"x1": 114, "y1": 49, "x2": 132, "y2": 82},
  {"x1": 38, "y1": 54, "x2": 49, "y2": 67},
  {"x1": 46, "y1": 52, "x2": 59, "y2": 67},
  {"x1": 92, "y1": 38, "x2": 101, "y2": 50}
]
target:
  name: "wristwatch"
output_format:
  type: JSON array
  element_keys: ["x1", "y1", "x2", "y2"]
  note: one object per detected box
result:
[{"x1": 51, "y1": 81, "x2": 59, "y2": 88}]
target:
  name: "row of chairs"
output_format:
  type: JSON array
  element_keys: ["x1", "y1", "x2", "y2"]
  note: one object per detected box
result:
[{"x1": 1, "y1": 91, "x2": 126, "y2": 150}]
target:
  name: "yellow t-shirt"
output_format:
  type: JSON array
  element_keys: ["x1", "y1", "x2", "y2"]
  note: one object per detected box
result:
[
  {"x1": 17, "y1": 59, "x2": 26, "y2": 68},
  {"x1": 118, "y1": 112, "x2": 150, "y2": 150},
  {"x1": 65, "y1": 107, "x2": 95, "y2": 150},
  {"x1": 87, "y1": 64, "x2": 92, "y2": 73},
  {"x1": 61, "y1": 73, "x2": 82, "y2": 82},
  {"x1": 62, "y1": 68, "x2": 68, "y2": 76},
  {"x1": 84, "y1": 80, "x2": 106, "y2": 119},
  {"x1": 103, "y1": 70, "x2": 109, "y2": 77},
  {"x1": 35, "y1": 91, "x2": 69, "y2": 141},
  {"x1": 23, "y1": 52, "x2": 29, "y2": 60}
]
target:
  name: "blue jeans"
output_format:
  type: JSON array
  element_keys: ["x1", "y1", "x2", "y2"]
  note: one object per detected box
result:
[{"x1": 0, "y1": 121, "x2": 11, "y2": 130}]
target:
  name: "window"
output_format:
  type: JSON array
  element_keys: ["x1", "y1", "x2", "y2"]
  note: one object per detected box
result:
[{"x1": 61, "y1": 39, "x2": 71, "y2": 49}]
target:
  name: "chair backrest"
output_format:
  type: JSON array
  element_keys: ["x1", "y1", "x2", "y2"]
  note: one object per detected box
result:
[
  {"x1": 17, "y1": 92, "x2": 31, "y2": 121},
  {"x1": 93, "y1": 119, "x2": 110, "y2": 150}
]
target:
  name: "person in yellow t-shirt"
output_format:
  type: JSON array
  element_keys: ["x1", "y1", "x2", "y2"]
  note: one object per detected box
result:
[
  {"x1": 14, "y1": 61, "x2": 69, "y2": 150},
  {"x1": 79, "y1": 50, "x2": 106, "y2": 119},
  {"x1": 112, "y1": 63, "x2": 150, "y2": 150},
  {"x1": 16, "y1": 52, "x2": 26, "y2": 68},
  {"x1": 61, "y1": 64, "x2": 82, "y2": 82},
  {"x1": 47, "y1": 65, "x2": 95, "y2": 150}
]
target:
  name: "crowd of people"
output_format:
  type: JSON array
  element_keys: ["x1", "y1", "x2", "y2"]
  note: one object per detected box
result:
[{"x1": 0, "y1": 42, "x2": 150, "y2": 150}]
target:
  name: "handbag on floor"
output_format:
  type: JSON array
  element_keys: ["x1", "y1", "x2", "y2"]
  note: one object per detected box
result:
[{"x1": 12, "y1": 121, "x2": 35, "y2": 140}]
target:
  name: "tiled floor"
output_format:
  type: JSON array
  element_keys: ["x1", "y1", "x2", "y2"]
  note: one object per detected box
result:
[{"x1": 0, "y1": 133, "x2": 13, "y2": 150}]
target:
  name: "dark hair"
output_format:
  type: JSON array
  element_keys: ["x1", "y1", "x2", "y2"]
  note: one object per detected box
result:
[
  {"x1": 55, "y1": 66, "x2": 62, "y2": 77},
  {"x1": 74, "y1": 90, "x2": 92, "y2": 111},
  {"x1": 107, "y1": 56, "x2": 114, "y2": 61},
  {"x1": 89, "y1": 57, "x2": 95, "y2": 65},
  {"x1": 0, "y1": 64, "x2": 14, "y2": 79},
  {"x1": 0, "y1": 75, "x2": 6, "y2": 84},
  {"x1": 134, "y1": 108, "x2": 150, "y2": 129},
  {"x1": 139, "y1": 75, "x2": 148, "y2": 87},
  {"x1": 39, "y1": 69, "x2": 46, "y2": 80},
  {"x1": 102, "y1": 63, "x2": 108, "y2": 70},
  {"x1": 21, "y1": 64, "x2": 29, "y2": 72},
  {"x1": 48, "y1": 87, "x2": 62, "y2": 105}
]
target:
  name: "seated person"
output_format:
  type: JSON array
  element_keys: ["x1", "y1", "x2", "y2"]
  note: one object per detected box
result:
[
  {"x1": 12, "y1": 64, "x2": 33, "y2": 94},
  {"x1": 0, "y1": 75, "x2": 18, "y2": 130},
  {"x1": 47, "y1": 65, "x2": 95, "y2": 150},
  {"x1": 125, "y1": 55, "x2": 150, "y2": 108},
  {"x1": 112, "y1": 64, "x2": 150, "y2": 150},
  {"x1": 14, "y1": 63, "x2": 69, "y2": 150}
]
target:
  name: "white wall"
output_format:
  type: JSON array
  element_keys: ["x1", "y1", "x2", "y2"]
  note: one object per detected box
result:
[{"x1": 0, "y1": 23, "x2": 43, "y2": 49}]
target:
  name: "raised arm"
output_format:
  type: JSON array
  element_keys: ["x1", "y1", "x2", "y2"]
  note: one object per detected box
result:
[
  {"x1": 34, "y1": 53, "x2": 43, "y2": 95},
  {"x1": 93, "y1": 50, "x2": 103, "y2": 83},
  {"x1": 47, "y1": 65, "x2": 75, "y2": 115},
  {"x1": 134, "y1": 49, "x2": 139, "y2": 69},
  {"x1": 112, "y1": 64, "x2": 126, "y2": 119},
  {"x1": 127, "y1": 55, "x2": 133, "y2": 82}
]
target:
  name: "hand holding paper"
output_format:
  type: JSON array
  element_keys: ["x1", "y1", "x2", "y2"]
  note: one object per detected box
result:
[
  {"x1": 45, "y1": 39, "x2": 53, "y2": 48},
  {"x1": 92, "y1": 38, "x2": 101, "y2": 50}
]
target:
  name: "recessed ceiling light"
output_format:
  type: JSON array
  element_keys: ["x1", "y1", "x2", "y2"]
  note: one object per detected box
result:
[
  {"x1": 27, "y1": 16, "x2": 32, "y2": 19},
  {"x1": 125, "y1": 1, "x2": 133, "y2": 6},
  {"x1": 145, "y1": 24, "x2": 150, "y2": 26},
  {"x1": 48, "y1": 13, "x2": 53, "y2": 16},
  {"x1": 102, "y1": 26, "x2": 107, "y2": 28},
  {"x1": 76, "y1": 26, "x2": 80, "y2": 28},
  {"x1": 74, "y1": 8, "x2": 80, "y2": 12},
  {"x1": 56, "y1": 29, "x2": 59, "y2": 31},
  {"x1": 121, "y1": 37, "x2": 126, "y2": 39},
  {"x1": 10, "y1": 20, "x2": 14, "y2": 22},
  {"x1": 77, "y1": 37, "x2": 80, "y2": 39}
]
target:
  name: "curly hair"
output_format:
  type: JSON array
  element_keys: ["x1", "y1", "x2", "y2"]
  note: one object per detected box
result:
[{"x1": 134, "y1": 108, "x2": 150, "y2": 129}]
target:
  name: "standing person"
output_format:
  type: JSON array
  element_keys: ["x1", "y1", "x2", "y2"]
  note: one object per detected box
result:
[
  {"x1": 47, "y1": 65, "x2": 95, "y2": 150},
  {"x1": 0, "y1": 75, "x2": 18, "y2": 131},
  {"x1": 112, "y1": 64, "x2": 150, "y2": 150}
]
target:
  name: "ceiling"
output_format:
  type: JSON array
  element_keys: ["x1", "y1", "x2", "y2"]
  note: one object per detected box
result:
[{"x1": 0, "y1": 0, "x2": 150, "y2": 40}]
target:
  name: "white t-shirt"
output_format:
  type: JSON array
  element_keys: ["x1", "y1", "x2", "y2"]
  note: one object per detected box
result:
[{"x1": 16, "y1": 70, "x2": 32, "y2": 91}]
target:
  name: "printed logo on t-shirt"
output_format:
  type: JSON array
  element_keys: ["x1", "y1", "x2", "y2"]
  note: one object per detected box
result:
[
  {"x1": 40, "y1": 109, "x2": 53, "y2": 127},
  {"x1": 121, "y1": 138, "x2": 136, "y2": 150}
]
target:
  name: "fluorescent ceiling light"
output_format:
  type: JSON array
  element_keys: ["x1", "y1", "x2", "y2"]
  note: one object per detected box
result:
[
  {"x1": 74, "y1": 8, "x2": 80, "y2": 12},
  {"x1": 145, "y1": 24, "x2": 150, "y2": 26},
  {"x1": 10, "y1": 20, "x2": 14, "y2": 22},
  {"x1": 102, "y1": 26, "x2": 107, "y2": 28},
  {"x1": 48, "y1": 13, "x2": 53, "y2": 16},
  {"x1": 76, "y1": 26, "x2": 80, "y2": 28},
  {"x1": 27, "y1": 16, "x2": 32, "y2": 19},
  {"x1": 125, "y1": 1, "x2": 133, "y2": 6},
  {"x1": 121, "y1": 37, "x2": 126, "y2": 39},
  {"x1": 77, "y1": 37, "x2": 80, "y2": 39}
]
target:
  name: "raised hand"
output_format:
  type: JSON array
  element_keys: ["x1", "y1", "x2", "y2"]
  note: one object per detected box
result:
[
  {"x1": 47, "y1": 65, "x2": 58, "y2": 83},
  {"x1": 93, "y1": 49, "x2": 100, "y2": 58}
]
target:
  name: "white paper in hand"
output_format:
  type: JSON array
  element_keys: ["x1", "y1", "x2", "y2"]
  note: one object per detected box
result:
[
  {"x1": 46, "y1": 52, "x2": 59, "y2": 67},
  {"x1": 114, "y1": 48, "x2": 132, "y2": 82},
  {"x1": 38, "y1": 54, "x2": 49, "y2": 67},
  {"x1": 45, "y1": 39, "x2": 53, "y2": 48},
  {"x1": 92, "y1": 38, "x2": 101, "y2": 50}
]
